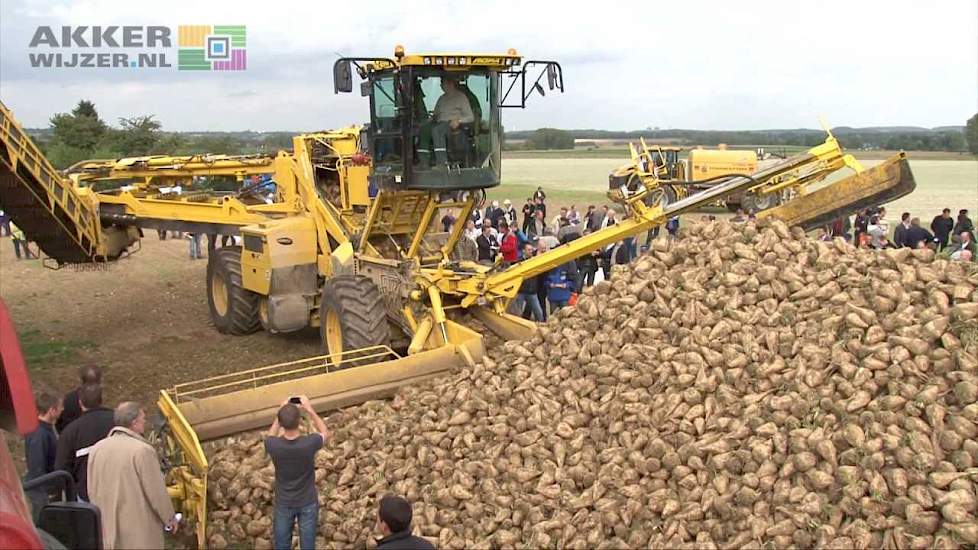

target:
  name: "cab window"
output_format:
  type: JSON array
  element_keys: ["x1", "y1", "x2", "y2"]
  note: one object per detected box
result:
[{"x1": 370, "y1": 74, "x2": 401, "y2": 163}]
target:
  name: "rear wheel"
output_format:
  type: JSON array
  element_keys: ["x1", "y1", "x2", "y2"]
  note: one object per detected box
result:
[
  {"x1": 206, "y1": 246, "x2": 260, "y2": 335},
  {"x1": 319, "y1": 275, "x2": 390, "y2": 365}
]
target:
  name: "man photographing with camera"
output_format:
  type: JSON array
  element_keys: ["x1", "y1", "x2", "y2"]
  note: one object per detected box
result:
[{"x1": 265, "y1": 395, "x2": 328, "y2": 550}]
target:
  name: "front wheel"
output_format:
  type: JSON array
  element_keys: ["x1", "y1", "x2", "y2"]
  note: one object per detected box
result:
[
  {"x1": 319, "y1": 276, "x2": 390, "y2": 365},
  {"x1": 206, "y1": 246, "x2": 260, "y2": 335}
]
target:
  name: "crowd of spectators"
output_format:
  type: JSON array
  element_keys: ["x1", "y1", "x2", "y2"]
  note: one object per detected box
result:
[
  {"x1": 23, "y1": 365, "x2": 179, "y2": 549},
  {"x1": 829, "y1": 207, "x2": 975, "y2": 261},
  {"x1": 447, "y1": 187, "x2": 688, "y2": 320}
]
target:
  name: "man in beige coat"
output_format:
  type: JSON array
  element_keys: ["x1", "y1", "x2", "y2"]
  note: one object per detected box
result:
[{"x1": 88, "y1": 401, "x2": 179, "y2": 549}]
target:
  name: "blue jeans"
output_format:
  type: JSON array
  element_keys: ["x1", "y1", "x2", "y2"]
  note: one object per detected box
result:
[
  {"x1": 273, "y1": 502, "x2": 318, "y2": 550},
  {"x1": 513, "y1": 293, "x2": 544, "y2": 321}
]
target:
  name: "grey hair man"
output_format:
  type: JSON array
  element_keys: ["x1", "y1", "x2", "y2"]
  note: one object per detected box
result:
[{"x1": 88, "y1": 402, "x2": 179, "y2": 549}]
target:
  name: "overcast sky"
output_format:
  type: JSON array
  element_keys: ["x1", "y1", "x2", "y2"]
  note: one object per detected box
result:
[{"x1": 1, "y1": 0, "x2": 976, "y2": 132}]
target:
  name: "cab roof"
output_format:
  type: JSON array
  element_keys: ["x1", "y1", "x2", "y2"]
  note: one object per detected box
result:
[{"x1": 366, "y1": 48, "x2": 522, "y2": 71}]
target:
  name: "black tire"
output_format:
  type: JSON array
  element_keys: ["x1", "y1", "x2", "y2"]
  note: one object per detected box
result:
[
  {"x1": 206, "y1": 246, "x2": 260, "y2": 335},
  {"x1": 742, "y1": 191, "x2": 781, "y2": 213},
  {"x1": 319, "y1": 275, "x2": 390, "y2": 364}
]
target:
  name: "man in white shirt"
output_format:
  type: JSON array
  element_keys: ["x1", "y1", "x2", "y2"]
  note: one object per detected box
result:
[{"x1": 419, "y1": 78, "x2": 475, "y2": 167}]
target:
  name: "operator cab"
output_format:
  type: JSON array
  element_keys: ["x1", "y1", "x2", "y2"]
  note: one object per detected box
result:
[{"x1": 334, "y1": 47, "x2": 562, "y2": 191}]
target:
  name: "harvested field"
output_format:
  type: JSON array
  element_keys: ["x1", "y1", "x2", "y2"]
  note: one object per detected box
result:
[{"x1": 205, "y1": 219, "x2": 978, "y2": 549}]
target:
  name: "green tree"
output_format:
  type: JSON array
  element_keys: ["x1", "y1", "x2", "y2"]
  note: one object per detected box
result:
[
  {"x1": 45, "y1": 142, "x2": 99, "y2": 170},
  {"x1": 100, "y1": 115, "x2": 163, "y2": 156},
  {"x1": 48, "y1": 99, "x2": 107, "y2": 154},
  {"x1": 72, "y1": 100, "x2": 99, "y2": 119},
  {"x1": 526, "y1": 128, "x2": 574, "y2": 150},
  {"x1": 966, "y1": 113, "x2": 978, "y2": 155}
]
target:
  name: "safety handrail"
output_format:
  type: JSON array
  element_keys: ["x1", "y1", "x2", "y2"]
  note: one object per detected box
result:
[{"x1": 165, "y1": 345, "x2": 400, "y2": 401}]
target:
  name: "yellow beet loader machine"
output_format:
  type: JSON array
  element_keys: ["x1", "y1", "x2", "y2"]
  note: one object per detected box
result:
[
  {"x1": 608, "y1": 129, "x2": 871, "y2": 213},
  {"x1": 0, "y1": 46, "x2": 916, "y2": 545}
]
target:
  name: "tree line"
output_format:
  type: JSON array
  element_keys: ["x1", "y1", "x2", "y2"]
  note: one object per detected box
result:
[
  {"x1": 508, "y1": 121, "x2": 977, "y2": 153},
  {"x1": 34, "y1": 100, "x2": 294, "y2": 169},
  {"x1": 28, "y1": 101, "x2": 978, "y2": 167}
]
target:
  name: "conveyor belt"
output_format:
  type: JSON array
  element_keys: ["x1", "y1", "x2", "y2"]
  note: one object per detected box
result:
[{"x1": 0, "y1": 101, "x2": 103, "y2": 263}]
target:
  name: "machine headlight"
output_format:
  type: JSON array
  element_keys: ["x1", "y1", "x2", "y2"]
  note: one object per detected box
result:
[
  {"x1": 434, "y1": 57, "x2": 443, "y2": 64},
  {"x1": 447, "y1": 57, "x2": 456, "y2": 65},
  {"x1": 424, "y1": 57, "x2": 431, "y2": 65}
]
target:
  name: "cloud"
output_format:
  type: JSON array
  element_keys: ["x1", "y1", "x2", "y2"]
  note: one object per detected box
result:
[{"x1": 1, "y1": 0, "x2": 975, "y2": 131}]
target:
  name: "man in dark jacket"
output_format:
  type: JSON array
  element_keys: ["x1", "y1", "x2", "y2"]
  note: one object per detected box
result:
[
  {"x1": 521, "y1": 198, "x2": 535, "y2": 233},
  {"x1": 55, "y1": 384, "x2": 114, "y2": 501},
  {"x1": 24, "y1": 390, "x2": 62, "y2": 520},
  {"x1": 56, "y1": 365, "x2": 102, "y2": 432},
  {"x1": 376, "y1": 495, "x2": 434, "y2": 549},
  {"x1": 575, "y1": 229, "x2": 599, "y2": 291},
  {"x1": 893, "y1": 212, "x2": 911, "y2": 248},
  {"x1": 513, "y1": 243, "x2": 545, "y2": 321},
  {"x1": 931, "y1": 208, "x2": 954, "y2": 250},
  {"x1": 953, "y1": 209, "x2": 975, "y2": 243},
  {"x1": 533, "y1": 197, "x2": 546, "y2": 219},
  {"x1": 588, "y1": 205, "x2": 607, "y2": 232},
  {"x1": 489, "y1": 205, "x2": 507, "y2": 229},
  {"x1": 475, "y1": 225, "x2": 499, "y2": 263},
  {"x1": 903, "y1": 218, "x2": 934, "y2": 249}
]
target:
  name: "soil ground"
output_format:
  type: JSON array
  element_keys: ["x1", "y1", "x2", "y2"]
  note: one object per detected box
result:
[{"x1": 0, "y1": 235, "x2": 322, "y2": 409}]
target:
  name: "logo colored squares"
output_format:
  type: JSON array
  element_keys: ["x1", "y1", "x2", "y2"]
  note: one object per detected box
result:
[{"x1": 178, "y1": 25, "x2": 246, "y2": 71}]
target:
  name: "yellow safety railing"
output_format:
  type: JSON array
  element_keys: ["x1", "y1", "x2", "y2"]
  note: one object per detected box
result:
[{"x1": 165, "y1": 345, "x2": 400, "y2": 402}]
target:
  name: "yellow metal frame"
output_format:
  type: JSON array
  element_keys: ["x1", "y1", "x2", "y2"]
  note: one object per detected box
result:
[{"x1": 157, "y1": 391, "x2": 208, "y2": 547}]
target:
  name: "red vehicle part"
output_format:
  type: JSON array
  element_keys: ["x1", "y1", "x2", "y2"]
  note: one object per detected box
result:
[{"x1": 0, "y1": 297, "x2": 43, "y2": 549}]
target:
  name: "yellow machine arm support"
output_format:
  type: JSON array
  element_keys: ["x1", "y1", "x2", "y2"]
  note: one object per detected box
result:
[{"x1": 68, "y1": 154, "x2": 276, "y2": 185}]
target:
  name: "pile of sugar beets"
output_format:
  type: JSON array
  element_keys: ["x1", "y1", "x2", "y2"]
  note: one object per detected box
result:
[{"x1": 204, "y1": 219, "x2": 978, "y2": 549}]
